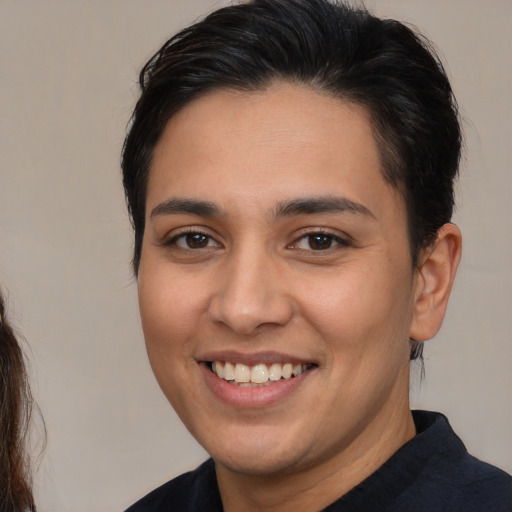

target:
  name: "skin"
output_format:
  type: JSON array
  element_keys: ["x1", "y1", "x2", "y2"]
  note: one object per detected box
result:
[{"x1": 137, "y1": 83, "x2": 461, "y2": 512}]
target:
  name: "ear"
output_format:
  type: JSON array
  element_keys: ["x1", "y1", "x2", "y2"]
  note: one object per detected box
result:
[{"x1": 410, "y1": 223, "x2": 462, "y2": 342}]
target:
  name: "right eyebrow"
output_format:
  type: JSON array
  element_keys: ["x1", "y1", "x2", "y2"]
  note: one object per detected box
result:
[{"x1": 150, "y1": 198, "x2": 221, "y2": 218}]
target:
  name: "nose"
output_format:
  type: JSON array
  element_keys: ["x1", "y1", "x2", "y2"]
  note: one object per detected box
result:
[{"x1": 207, "y1": 247, "x2": 294, "y2": 336}]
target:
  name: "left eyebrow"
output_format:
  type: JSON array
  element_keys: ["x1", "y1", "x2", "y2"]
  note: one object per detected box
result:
[{"x1": 274, "y1": 196, "x2": 376, "y2": 220}]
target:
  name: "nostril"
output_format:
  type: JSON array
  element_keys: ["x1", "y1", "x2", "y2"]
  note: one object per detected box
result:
[{"x1": 207, "y1": 293, "x2": 294, "y2": 337}]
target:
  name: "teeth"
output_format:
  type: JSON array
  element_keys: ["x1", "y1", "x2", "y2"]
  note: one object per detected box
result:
[
  {"x1": 224, "y1": 362, "x2": 235, "y2": 381},
  {"x1": 268, "y1": 363, "x2": 282, "y2": 381},
  {"x1": 212, "y1": 361, "x2": 224, "y2": 379},
  {"x1": 292, "y1": 364, "x2": 304, "y2": 377},
  {"x1": 211, "y1": 361, "x2": 310, "y2": 385},
  {"x1": 234, "y1": 363, "x2": 250, "y2": 383},
  {"x1": 251, "y1": 364, "x2": 269, "y2": 384},
  {"x1": 281, "y1": 363, "x2": 293, "y2": 379}
]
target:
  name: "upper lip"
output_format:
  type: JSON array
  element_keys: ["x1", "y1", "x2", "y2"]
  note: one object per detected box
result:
[{"x1": 197, "y1": 350, "x2": 317, "y2": 367}]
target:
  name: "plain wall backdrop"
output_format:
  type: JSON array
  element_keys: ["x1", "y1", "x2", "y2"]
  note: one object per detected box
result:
[{"x1": 0, "y1": 1, "x2": 510, "y2": 510}]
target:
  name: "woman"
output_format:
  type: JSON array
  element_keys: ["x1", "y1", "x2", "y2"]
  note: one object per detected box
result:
[{"x1": 0, "y1": 291, "x2": 38, "y2": 511}]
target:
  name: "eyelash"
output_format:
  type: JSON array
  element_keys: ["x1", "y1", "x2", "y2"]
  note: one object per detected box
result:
[
  {"x1": 291, "y1": 230, "x2": 350, "y2": 252},
  {"x1": 162, "y1": 229, "x2": 350, "y2": 252},
  {"x1": 163, "y1": 229, "x2": 219, "y2": 250}
]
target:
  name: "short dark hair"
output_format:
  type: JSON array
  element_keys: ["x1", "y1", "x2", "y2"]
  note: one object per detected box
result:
[{"x1": 121, "y1": 0, "x2": 462, "y2": 359}]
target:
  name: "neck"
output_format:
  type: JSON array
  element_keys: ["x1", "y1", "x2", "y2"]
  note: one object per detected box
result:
[{"x1": 216, "y1": 403, "x2": 416, "y2": 512}]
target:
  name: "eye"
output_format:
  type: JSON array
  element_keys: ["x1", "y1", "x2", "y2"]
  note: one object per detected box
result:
[
  {"x1": 168, "y1": 231, "x2": 220, "y2": 250},
  {"x1": 292, "y1": 232, "x2": 349, "y2": 251}
]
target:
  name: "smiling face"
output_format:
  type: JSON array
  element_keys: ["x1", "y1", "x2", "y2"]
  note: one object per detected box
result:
[{"x1": 138, "y1": 83, "x2": 420, "y2": 481}]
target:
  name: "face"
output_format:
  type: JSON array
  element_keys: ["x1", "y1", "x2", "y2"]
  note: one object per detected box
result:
[{"x1": 138, "y1": 83, "x2": 419, "y2": 477}]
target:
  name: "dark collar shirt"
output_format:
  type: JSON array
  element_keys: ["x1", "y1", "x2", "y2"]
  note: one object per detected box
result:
[{"x1": 125, "y1": 410, "x2": 512, "y2": 511}]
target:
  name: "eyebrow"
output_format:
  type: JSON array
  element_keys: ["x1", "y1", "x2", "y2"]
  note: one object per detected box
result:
[
  {"x1": 150, "y1": 198, "x2": 220, "y2": 218},
  {"x1": 274, "y1": 196, "x2": 376, "y2": 219},
  {"x1": 149, "y1": 195, "x2": 375, "y2": 220}
]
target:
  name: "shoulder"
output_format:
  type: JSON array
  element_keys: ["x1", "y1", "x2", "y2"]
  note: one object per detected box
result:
[
  {"x1": 329, "y1": 411, "x2": 511, "y2": 512},
  {"x1": 399, "y1": 453, "x2": 512, "y2": 511},
  {"x1": 124, "y1": 459, "x2": 222, "y2": 512},
  {"x1": 441, "y1": 453, "x2": 512, "y2": 511},
  {"x1": 396, "y1": 411, "x2": 512, "y2": 511}
]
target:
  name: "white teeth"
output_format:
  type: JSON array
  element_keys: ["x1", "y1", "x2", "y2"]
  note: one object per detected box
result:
[
  {"x1": 213, "y1": 361, "x2": 225, "y2": 379},
  {"x1": 234, "y1": 363, "x2": 251, "y2": 383},
  {"x1": 224, "y1": 362, "x2": 235, "y2": 381},
  {"x1": 292, "y1": 364, "x2": 304, "y2": 377},
  {"x1": 251, "y1": 364, "x2": 269, "y2": 384},
  {"x1": 268, "y1": 363, "x2": 282, "y2": 381},
  {"x1": 281, "y1": 363, "x2": 293, "y2": 379},
  {"x1": 211, "y1": 361, "x2": 311, "y2": 385}
]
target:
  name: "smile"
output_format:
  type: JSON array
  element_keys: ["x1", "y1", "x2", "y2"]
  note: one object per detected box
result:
[{"x1": 209, "y1": 361, "x2": 314, "y2": 386}]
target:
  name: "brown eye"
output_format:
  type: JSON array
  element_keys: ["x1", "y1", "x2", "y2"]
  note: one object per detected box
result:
[
  {"x1": 185, "y1": 233, "x2": 210, "y2": 248},
  {"x1": 169, "y1": 231, "x2": 217, "y2": 249},
  {"x1": 308, "y1": 234, "x2": 333, "y2": 250},
  {"x1": 292, "y1": 231, "x2": 349, "y2": 252}
]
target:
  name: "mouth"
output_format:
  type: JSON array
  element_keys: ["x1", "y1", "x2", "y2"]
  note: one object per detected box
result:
[{"x1": 206, "y1": 360, "x2": 316, "y2": 387}]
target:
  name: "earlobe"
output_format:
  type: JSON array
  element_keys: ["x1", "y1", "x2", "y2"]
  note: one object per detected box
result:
[{"x1": 410, "y1": 223, "x2": 462, "y2": 342}]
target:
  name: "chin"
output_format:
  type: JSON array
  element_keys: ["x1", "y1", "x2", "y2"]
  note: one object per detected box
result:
[
  {"x1": 213, "y1": 450, "x2": 302, "y2": 477},
  {"x1": 201, "y1": 423, "x2": 315, "y2": 477}
]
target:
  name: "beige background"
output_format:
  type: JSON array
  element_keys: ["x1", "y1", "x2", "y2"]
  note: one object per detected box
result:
[{"x1": 0, "y1": 1, "x2": 510, "y2": 510}]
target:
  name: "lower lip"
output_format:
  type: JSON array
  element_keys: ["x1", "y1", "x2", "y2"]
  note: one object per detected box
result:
[{"x1": 200, "y1": 363, "x2": 313, "y2": 408}]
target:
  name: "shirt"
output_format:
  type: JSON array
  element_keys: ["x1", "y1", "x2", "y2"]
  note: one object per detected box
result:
[{"x1": 125, "y1": 410, "x2": 512, "y2": 511}]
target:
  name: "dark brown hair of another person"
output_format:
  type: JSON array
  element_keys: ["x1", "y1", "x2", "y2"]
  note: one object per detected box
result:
[{"x1": 0, "y1": 292, "x2": 37, "y2": 512}]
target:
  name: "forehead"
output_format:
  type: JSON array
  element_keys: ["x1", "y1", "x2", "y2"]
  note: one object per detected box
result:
[{"x1": 148, "y1": 83, "x2": 404, "y2": 221}]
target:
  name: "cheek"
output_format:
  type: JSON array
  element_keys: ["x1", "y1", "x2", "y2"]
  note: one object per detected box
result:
[
  {"x1": 296, "y1": 261, "x2": 414, "y2": 358},
  {"x1": 137, "y1": 267, "x2": 206, "y2": 415},
  {"x1": 137, "y1": 262, "x2": 207, "y2": 361}
]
